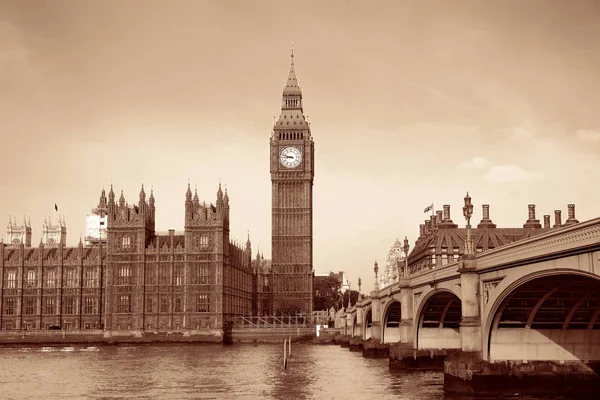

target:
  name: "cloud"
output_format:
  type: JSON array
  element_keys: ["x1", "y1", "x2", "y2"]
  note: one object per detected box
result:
[
  {"x1": 459, "y1": 157, "x2": 540, "y2": 184},
  {"x1": 459, "y1": 157, "x2": 494, "y2": 170},
  {"x1": 576, "y1": 129, "x2": 600, "y2": 143},
  {"x1": 485, "y1": 165, "x2": 528, "y2": 183}
]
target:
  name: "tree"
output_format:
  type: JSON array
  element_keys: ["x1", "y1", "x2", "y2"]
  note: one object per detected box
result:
[
  {"x1": 342, "y1": 290, "x2": 360, "y2": 309},
  {"x1": 313, "y1": 274, "x2": 342, "y2": 311}
]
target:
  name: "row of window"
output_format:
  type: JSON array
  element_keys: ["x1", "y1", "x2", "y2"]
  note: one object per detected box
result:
[
  {"x1": 120, "y1": 235, "x2": 211, "y2": 251},
  {"x1": 116, "y1": 266, "x2": 212, "y2": 285},
  {"x1": 116, "y1": 294, "x2": 210, "y2": 314},
  {"x1": 3, "y1": 297, "x2": 98, "y2": 315},
  {"x1": 3, "y1": 269, "x2": 99, "y2": 289}
]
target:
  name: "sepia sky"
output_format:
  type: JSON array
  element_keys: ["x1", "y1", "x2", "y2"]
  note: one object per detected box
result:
[{"x1": 1, "y1": 0, "x2": 600, "y2": 293}]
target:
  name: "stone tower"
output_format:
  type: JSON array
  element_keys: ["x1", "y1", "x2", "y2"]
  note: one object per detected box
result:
[
  {"x1": 270, "y1": 48, "x2": 315, "y2": 315},
  {"x1": 42, "y1": 214, "x2": 67, "y2": 247},
  {"x1": 6, "y1": 216, "x2": 32, "y2": 247},
  {"x1": 105, "y1": 184, "x2": 156, "y2": 330}
]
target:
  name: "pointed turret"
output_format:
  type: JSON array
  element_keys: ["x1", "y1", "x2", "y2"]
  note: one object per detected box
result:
[
  {"x1": 7, "y1": 215, "x2": 11, "y2": 229},
  {"x1": 224, "y1": 187, "x2": 229, "y2": 207},
  {"x1": 149, "y1": 187, "x2": 155, "y2": 208},
  {"x1": 119, "y1": 190, "x2": 125, "y2": 207},
  {"x1": 283, "y1": 45, "x2": 302, "y2": 97},
  {"x1": 217, "y1": 182, "x2": 223, "y2": 200},
  {"x1": 139, "y1": 184, "x2": 146, "y2": 203},
  {"x1": 186, "y1": 182, "x2": 192, "y2": 202},
  {"x1": 193, "y1": 188, "x2": 200, "y2": 206},
  {"x1": 216, "y1": 182, "x2": 224, "y2": 213},
  {"x1": 108, "y1": 184, "x2": 115, "y2": 205}
]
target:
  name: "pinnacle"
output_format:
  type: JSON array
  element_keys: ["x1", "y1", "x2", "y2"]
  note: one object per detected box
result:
[{"x1": 283, "y1": 46, "x2": 301, "y2": 96}]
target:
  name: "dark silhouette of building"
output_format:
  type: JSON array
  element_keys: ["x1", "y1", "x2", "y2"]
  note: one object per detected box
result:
[{"x1": 270, "y1": 49, "x2": 315, "y2": 315}]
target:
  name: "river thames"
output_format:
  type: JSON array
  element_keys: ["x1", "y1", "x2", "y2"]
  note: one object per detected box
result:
[{"x1": 0, "y1": 344, "x2": 593, "y2": 399}]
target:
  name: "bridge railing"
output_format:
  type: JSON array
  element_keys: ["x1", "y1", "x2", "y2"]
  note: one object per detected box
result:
[{"x1": 228, "y1": 314, "x2": 315, "y2": 329}]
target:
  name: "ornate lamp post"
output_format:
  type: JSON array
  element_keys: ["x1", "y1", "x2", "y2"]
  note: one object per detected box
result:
[
  {"x1": 462, "y1": 191, "x2": 474, "y2": 256},
  {"x1": 347, "y1": 282, "x2": 352, "y2": 309},
  {"x1": 374, "y1": 261, "x2": 379, "y2": 291},
  {"x1": 403, "y1": 236, "x2": 410, "y2": 278},
  {"x1": 358, "y1": 277, "x2": 362, "y2": 301}
]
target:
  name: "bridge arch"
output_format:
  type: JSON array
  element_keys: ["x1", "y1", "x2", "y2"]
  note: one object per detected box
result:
[
  {"x1": 484, "y1": 269, "x2": 600, "y2": 362},
  {"x1": 381, "y1": 300, "x2": 402, "y2": 343},
  {"x1": 363, "y1": 307, "x2": 372, "y2": 340},
  {"x1": 414, "y1": 288, "x2": 462, "y2": 349}
]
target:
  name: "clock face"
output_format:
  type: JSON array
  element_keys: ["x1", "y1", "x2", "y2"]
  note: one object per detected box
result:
[{"x1": 280, "y1": 146, "x2": 302, "y2": 168}]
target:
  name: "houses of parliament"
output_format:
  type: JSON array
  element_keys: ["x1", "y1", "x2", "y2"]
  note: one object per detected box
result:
[{"x1": 0, "y1": 51, "x2": 315, "y2": 332}]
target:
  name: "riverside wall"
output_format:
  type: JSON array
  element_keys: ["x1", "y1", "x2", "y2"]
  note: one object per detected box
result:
[{"x1": 0, "y1": 329, "x2": 224, "y2": 346}]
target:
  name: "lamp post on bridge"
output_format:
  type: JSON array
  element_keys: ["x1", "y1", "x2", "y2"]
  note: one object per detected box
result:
[
  {"x1": 373, "y1": 261, "x2": 379, "y2": 291},
  {"x1": 347, "y1": 282, "x2": 352, "y2": 309},
  {"x1": 462, "y1": 191, "x2": 474, "y2": 256},
  {"x1": 358, "y1": 277, "x2": 362, "y2": 301},
  {"x1": 403, "y1": 236, "x2": 410, "y2": 278},
  {"x1": 458, "y1": 191, "x2": 481, "y2": 352}
]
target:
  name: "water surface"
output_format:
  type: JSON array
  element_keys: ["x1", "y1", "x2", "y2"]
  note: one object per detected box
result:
[{"x1": 0, "y1": 344, "x2": 591, "y2": 399}]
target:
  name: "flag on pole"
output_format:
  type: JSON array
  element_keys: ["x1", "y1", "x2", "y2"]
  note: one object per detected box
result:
[
  {"x1": 424, "y1": 203, "x2": 433, "y2": 213},
  {"x1": 55, "y1": 203, "x2": 58, "y2": 212}
]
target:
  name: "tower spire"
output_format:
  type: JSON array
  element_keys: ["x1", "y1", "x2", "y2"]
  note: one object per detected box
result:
[{"x1": 283, "y1": 44, "x2": 301, "y2": 96}]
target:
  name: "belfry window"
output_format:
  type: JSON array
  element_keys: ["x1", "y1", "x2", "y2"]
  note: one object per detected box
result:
[{"x1": 122, "y1": 236, "x2": 131, "y2": 249}]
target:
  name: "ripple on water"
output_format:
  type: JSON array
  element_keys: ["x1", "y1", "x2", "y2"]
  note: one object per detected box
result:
[{"x1": 0, "y1": 344, "x2": 593, "y2": 400}]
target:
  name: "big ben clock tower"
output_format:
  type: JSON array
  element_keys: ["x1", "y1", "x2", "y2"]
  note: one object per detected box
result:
[{"x1": 270, "y1": 48, "x2": 315, "y2": 316}]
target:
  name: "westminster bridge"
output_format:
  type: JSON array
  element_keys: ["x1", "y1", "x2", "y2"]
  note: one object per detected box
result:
[{"x1": 335, "y1": 215, "x2": 600, "y2": 395}]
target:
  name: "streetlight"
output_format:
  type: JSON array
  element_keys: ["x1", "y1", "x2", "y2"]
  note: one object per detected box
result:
[
  {"x1": 374, "y1": 261, "x2": 379, "y2": 291},
  {"x1": 462, "y1": 192, "x2": 474, "y2": 256},
  {"x1": 403, "y1": 236, "x2": 410, "y2": 278},
  {"x1": 347, "y1": 282, "x2": 352, "y2": 309},
  {"x1": 358, "y1": 277, "x2": 362, "y2": 301}
]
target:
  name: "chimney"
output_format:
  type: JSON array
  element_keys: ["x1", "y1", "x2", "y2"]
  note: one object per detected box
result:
[
  {"x1": 528, "y1": 204, "x2": 536, "y2": 220},
  {"x1": 477, "y1": 204, "x2": 496, "y2": 228},
  {"x1": 443, "y1": 205, "x2": 450, "y2": 220},
  {"x1": 425, "y1": 220, "x2": 431, "y2": 234},
  {"x1": 564, "y1": 204, "x2": 579, "y2": 226},
  {"x1": 543, "y1": 215, "x2": 551, "y2": 229},
  {"x1": 553, "y1": 210, "x2": 562, "y2": 228},
  {"x1": 419, "y1": 224, "x2": 425, "y2": 237},
  {"x1": 436, "y1": 210, "x2": 443, "y2": 224},
  {"x1": 430, "y1": 214, "x2": 437, "y2": 228},
  {"x1": 523, "y1": 204, "x2": 542, "y2": 229},
  {"x1": 439, "y1": 204, "x2": 458, "y2": 228}
]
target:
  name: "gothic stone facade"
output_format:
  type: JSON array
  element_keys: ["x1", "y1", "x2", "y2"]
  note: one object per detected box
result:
[
  {"x1": 270, "y1": 51, "x2": 315, "y2": 315},
  {"x1": 0, "y1": 185, "x2": 261, "y2": 331}
]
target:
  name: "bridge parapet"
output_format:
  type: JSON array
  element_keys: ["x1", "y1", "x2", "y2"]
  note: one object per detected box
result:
[{"x1": 475, "y1": 217, "x2": 600, "y2": 271}]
